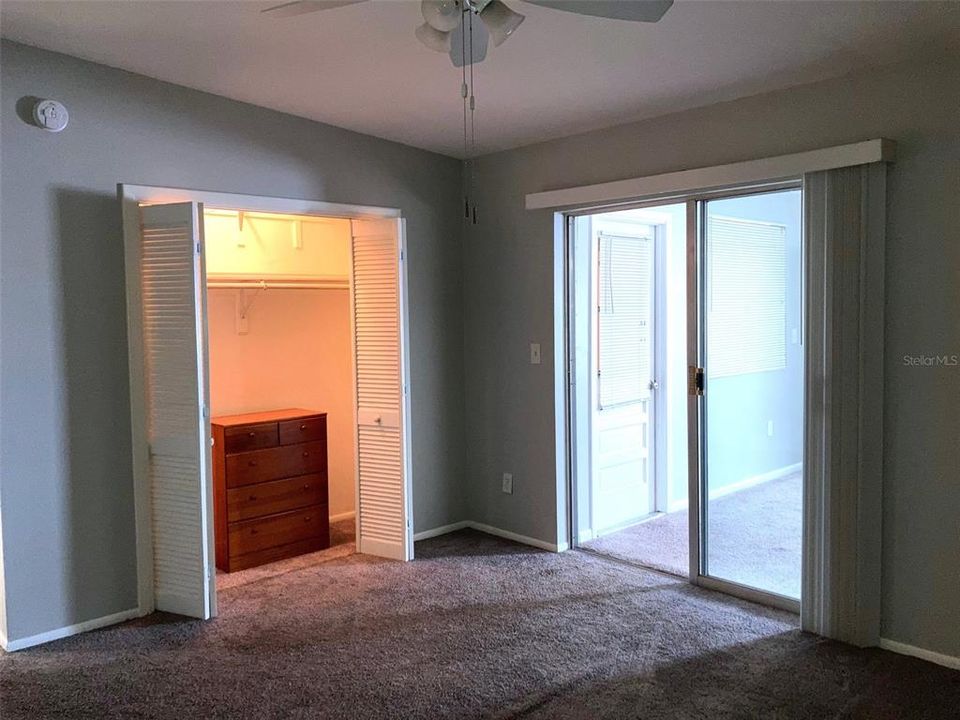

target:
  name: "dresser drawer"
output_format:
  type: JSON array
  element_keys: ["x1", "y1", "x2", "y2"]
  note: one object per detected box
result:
[
  {"x1": 227, "y1": 473, "x2": 328, "y2": 522},
  {"x1": 224, "y1": 422, "x2": 279, "y2": 454},
  {"x1": 225, "y1": 441, "x2": 327, "y2": 488},
  {"x1": 228, "y1": 504, "x2": 328, "y2": 557},
  {"x1": 279, "y1": 415, "x2": 326, "y2": 446}
]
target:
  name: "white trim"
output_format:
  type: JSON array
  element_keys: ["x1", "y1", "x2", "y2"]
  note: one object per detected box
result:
[
  {"x1": 329, "y1": 511, "x2": 357, "y2": 523},
  {"x1": 121, "y1": 184, "x2": 409, "y2": 617},
  {"x1": 2, "y1": 608, "x2": 141, "y2": 653},
  {"x1": 667, "y1": 462, "x2": 802, "y2": 512},
  {"x1": 468, "y1": 522, "x2": 568, "y2": 552},
  {"x1": 411, "y1": 520, "x2": 568, "y2": 552},
  {"x1": 526, "y1": 140, "x2": 895, "y2": 210},
  {"x1": 122, "y1": 185, "x2": 401, "y2": 219},
  {"x1": 879, "y1": 638, "x2": 960, "y2": 671},
  {"x1": 577, "y1": 528, "x2": 595, "y2": 544},
  {"x1": 413, "y1": 521, "x2": 471, "y2": 541}
]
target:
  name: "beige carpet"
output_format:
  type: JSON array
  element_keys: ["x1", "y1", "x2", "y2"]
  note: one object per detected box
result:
[
  {"x1": 216, "y1": 517, "x2": 356, "y2": 591},
  {"x1": 584, "y1": 473, "x2": 802, "y2": 598},
  {"x1": 2, "y1": 528, "x2": 957, "y2": 719}
]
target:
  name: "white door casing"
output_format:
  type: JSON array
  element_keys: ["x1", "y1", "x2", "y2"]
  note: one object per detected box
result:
[
  {"x1": 138, "y1": 201, "x2": 216, "y2": 619},
  {"x1": 350, "y1": 218, "x2": 413, "y2": 561}
]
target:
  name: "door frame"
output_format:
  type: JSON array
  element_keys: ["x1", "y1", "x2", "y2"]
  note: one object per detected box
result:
[
  {"x1": 120, "y1": 184, "x2": 411, "y2": 618},
  {"x1": 563, "y1": 180, "x2": 803, "y2": 613}
]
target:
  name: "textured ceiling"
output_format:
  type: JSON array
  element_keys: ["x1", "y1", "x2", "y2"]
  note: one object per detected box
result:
[{"x1": 2, "y1": 1, "x2": 958, "y2": 157}]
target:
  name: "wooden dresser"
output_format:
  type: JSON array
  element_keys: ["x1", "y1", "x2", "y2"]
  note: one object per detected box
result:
[{"x1": 211, "y1": 408, "x2": 330, "y2": 572}]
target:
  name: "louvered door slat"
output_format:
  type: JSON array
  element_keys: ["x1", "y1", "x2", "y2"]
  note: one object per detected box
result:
[
  {"x1": 351, "y1": 219, "x2": 411, "y2": 561},
  {"x1": 140, "y1": 202, "x2": 214, "y2": 619}
]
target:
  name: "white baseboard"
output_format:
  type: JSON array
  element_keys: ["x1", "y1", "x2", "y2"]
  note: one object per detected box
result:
[
  {"x1": 879, "y1": 638, "x2": 960, "y2": 671},
  {"x1": 413, "y1": 520, "x2": 470, "y2": 541},
  {"x1": 468, "y1": 522, "x2": 566, "y2": 552},
  {"x1": 2, "y1": 607, "x2": 141, "y2": 653},
  {"x1": 668, "y1": 462, "x2": 802, "y2": 512},
  {"x1": 328, "y1": 510, "x2": 356, "y2": 523},
  {"x1": 413, "y1": 520, "x2": 567, "y2": 552}
]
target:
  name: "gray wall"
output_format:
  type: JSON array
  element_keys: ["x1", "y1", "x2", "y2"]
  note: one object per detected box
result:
[
  {"x1": 0, "y1": 40, "x2": 466, "y2": 643},
  {"x1": 464, "y1": 57, "x2": 960, "y2": 657}
]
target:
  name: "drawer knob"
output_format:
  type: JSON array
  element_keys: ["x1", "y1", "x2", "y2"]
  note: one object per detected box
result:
[
  {"x1": 251, "y1": 529, "x2": 259, "y2": 535},
  {"x1": 248, "y1": 495, "x2": 257, "y2": 501},
  {"x1": 303, "y1": 484, "x2": 310, "y2": 490},
  {"x1": 302, "y1": 451, "x2": 309, "y2": 457},
  {"x1": 248, "y1": 460, "x2": 258, "y2": 467},
  {"x1": 300, "y1": 424, "x2": 307, "y2": 431},
  {"x1": 248, "y1": 432, "x2": 256, "y2": 437},
  {"x1": 305, "y1": 517, "x2": 311, "y2": 522}
]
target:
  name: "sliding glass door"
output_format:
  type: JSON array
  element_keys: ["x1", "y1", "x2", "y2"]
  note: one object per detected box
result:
[
  {"x1": 567, "y1": 183, "x2": 804, "y2": 610},
  {"x1": 691, "y1": 187, "x2": 803, "y2": 604}
]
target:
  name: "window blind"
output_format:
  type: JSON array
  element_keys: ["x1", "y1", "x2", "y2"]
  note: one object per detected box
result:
[
  {"x1": 597, "y1": 231, "x2": 653, "y2": 409},
  {"x1": 707, "y1": 215, "x2": 787, "y2": 378}
]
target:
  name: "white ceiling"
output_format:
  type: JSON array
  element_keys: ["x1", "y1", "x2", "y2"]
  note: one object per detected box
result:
[{"x1": 2, "y1": 1, "x2": 958, "y2": 157}]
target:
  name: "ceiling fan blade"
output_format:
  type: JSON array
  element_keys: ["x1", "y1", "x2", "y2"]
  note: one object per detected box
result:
[
  {"x1": 522, "y1": 0, "x2": 673, "y2": 23},
  {"x1": 450, "y1": 16, "x2": 489, "y2": 68},
  {"x1": 261, "y1": 1, "x2": 368, "y2": 18}
]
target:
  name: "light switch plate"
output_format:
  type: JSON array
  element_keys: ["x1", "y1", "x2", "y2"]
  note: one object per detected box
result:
[
  {"x1": 530, "y1": 343, "x2": 541, "y2": 365},
  {"x1": 502, "y1": 472, "x2": 513, "y2": 494}
]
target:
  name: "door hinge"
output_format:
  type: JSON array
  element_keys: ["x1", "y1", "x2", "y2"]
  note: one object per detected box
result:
[
  {"x1": 196, "y1": 241, "x2": 202, "y2": 255},
  {"x1": 688, "y1": 366, "x2": 705, "y2": 396}
]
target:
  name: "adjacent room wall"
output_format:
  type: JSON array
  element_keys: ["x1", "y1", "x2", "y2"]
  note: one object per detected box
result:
[
  {"x1": 464, "y1": 57, "x2": 960, "y2": 658},
  {"x1": 207, "y1": 288, "x2": 356, "y2": 519},
  {"x1": 0, "y1": 40, "x2": 466, "y2": 645}
]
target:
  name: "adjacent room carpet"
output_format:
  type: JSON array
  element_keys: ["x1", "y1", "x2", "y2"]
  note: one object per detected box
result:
[
  {"x1": 584, "y1": 473, "x2": 802, "y2": 598},
  {"x1": 2, "y1": 528, "x2": 956, "y2": 719}
]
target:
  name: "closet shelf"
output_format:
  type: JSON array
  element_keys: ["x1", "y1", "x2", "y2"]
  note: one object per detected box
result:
[{"x1": 207, "y1": 275, "x2": 348, "y2": 290}]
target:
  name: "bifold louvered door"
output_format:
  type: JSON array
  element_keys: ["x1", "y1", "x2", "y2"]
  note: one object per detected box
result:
[
  {"x1": 139, "y1": 202, "x2": 216, "y2": 618},
  {"x1": 350, "y1": 218, "x2": 412, "y2": 561}
]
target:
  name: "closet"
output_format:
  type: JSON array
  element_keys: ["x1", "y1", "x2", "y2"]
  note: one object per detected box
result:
[{"x1": 203, "y1": 209, "x2": 354, "y2": 573}]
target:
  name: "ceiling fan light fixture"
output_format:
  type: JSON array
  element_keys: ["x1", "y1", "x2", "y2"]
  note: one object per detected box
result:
[
  {"x1": 479, "y1": 0, "x2": 524, "y2": 47},
  {"x1": 415, "y1": 22, "x2": 453, "y2": 53},
  {"x1": 421, "y1": 0, "x2": 462, "y2": 32}
]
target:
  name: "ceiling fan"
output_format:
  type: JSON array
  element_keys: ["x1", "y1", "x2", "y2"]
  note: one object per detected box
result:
[{"x1": 262, "y1": 0, "x2": 674, "y2": 67}]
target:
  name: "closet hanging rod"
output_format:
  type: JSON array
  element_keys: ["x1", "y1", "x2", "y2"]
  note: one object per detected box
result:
[{"x1": 207, "y1": 278, "x2": 348, "y2": 290}]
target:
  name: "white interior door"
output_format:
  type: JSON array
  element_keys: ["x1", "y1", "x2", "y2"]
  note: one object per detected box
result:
[
  {"x1": 592, "y1": 227, "x2": 656, "y2": 534},
  {"x1": 350, "y1": 218, "x2": 413, "y2": 561},
  {"x1": 139, "y1": 201, "x2": 216, "y2": 618}
]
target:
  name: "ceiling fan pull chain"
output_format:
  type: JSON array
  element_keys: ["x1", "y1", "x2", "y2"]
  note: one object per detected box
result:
[{"x1": 469, "y1": 9, "x2": 478, "y2": 225}]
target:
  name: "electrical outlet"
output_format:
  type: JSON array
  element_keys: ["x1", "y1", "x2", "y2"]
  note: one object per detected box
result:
[
  {"x1": 502, "y1": 472, "x2": 513, "y2": 494},
  {"x1": 530, "y1": 343, "x2": 541, "y2": 365}
]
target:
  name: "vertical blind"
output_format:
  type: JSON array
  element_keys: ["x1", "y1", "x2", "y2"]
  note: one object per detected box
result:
[
  {"x1": 707, "y1": 215, "x2": 787, "y2": 378},
  {"x1": 597, "y1": 231, "x2": 653, "y2": 409}
]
